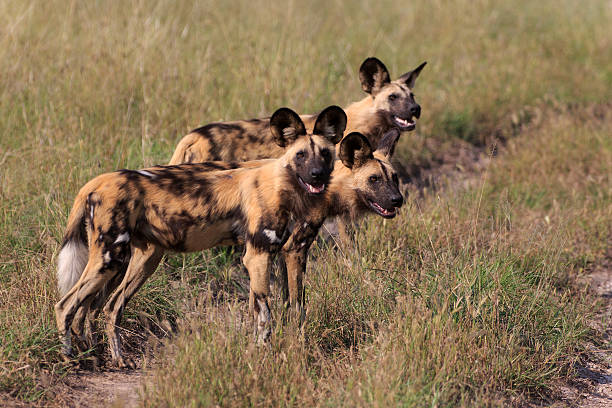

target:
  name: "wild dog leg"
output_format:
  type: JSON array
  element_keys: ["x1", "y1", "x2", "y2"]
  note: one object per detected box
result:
[
  {"x1": 72, "y1": 268, "x2": 124, "y2": 349},
  {"x1": 54, "y1": 254, "x2": 123, "y2": 359},
  {"x1": 243, "y1": 242, "x2": 272, "y2": 344},
  {"x1": 103, "y1": 245, "x2": 164, "y2": 368},
  {"x1": 277, "y1": 254, "x2": 289, "y2": 306},
  {"x1": 280, "y1": 221, "x2": 321, "y2": 321},
  {"x1": 282, "y1": 248, "x2": 307, "y2": 322}
]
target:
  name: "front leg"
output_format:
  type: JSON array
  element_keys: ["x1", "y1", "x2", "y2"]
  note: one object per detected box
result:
[
  {"x1": 282, "y1": 247, "x2": 308, "y2": 321},
  {"x1": 243, "y1": 242, "x2": 272, "y2": 344},
  {"x1": 280, "y1": 221, "x2": 321, "y2": 320}
]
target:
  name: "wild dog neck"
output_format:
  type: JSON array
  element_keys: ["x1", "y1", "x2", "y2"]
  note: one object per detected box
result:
[
  {"x1": 325, "y1": 163, "x2": 369, "y2": 220},
  {"x1": 343, "y1": 96, "x2": 392, "y2": 146}
]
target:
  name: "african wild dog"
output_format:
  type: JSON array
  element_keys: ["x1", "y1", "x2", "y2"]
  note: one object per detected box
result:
[
  {"x1": 101, "y1": 128, "x2": 405, "y2": 339},
  {"x1": 55, "y1": 106, "x2": 346, "y2": 368},
  {"x1": 277, "y1": 128, "x2": 404, "y2": 313},
  {"x1": 169, "y1": 57, "x2": 426, "y2": 166}
]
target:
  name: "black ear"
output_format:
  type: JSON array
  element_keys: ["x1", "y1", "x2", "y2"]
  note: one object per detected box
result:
[
  {"x1": 375, "y1": 128, "x2": 401, "y2": 159},
  {"x1": 339, "y1": 132, "x2": 374, "y2": 169},
  {"x1": 313, "y1": 105, "x2": 347, "y2": 145},
  {"x1": 359, "y1": 57, "x2": 391, "y2": 96},
  {"x1": 270, "y1": 107, "x2": 307, "y2": 147},
  {"x1": 398, "y1": 61, "x2": 427, "y2": 89}
]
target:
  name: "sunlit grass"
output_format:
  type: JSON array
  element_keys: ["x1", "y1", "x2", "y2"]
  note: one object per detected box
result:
[{"x1": 0, "y1": 0, "x2": 610, "y2": 405}]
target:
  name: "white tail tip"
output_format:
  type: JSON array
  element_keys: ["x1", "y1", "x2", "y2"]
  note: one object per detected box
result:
[{"x1": 57, "y1": 241, "x2": 88, "y2": 296}]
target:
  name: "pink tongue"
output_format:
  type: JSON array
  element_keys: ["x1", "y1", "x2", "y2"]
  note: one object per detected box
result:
[{"x1": 373, "y1": 202, "x2": 392, "y2": 215}]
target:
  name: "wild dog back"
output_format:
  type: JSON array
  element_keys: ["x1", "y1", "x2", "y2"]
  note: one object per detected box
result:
[{"x1": 170, "y1": 57, "x2": 426, "y2": 165}]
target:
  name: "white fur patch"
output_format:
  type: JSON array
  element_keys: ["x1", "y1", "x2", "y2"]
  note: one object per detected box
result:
[
  {"x1": 263, "y1": 229, "x2": 280, "y2": 244},
  {"x1": 114, "y1": 232, "x2": 130, "y2": 244},
  {"x1": 282, "y1": 127, "x2": 296, "y2": 138},
  {"x1": 57, "y1": 241, "x2": 89, "y2": 296},
  {"x1": 136, "y1": 170, "x2": 156, "y2": 178},
  {"x1": 103, "y1": 251, "x2": 112, "y2": 263},
  {"x1": 256, "y1": 297, "x2": 271, "y2": 343},
  {"x1": 324, "y1": 124, "x2": 336, "y2": 138}
]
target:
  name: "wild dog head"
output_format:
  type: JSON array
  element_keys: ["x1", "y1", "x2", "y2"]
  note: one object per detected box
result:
[
  {"x1": 271, "y1": 106, "x2": 346, "y2": 194},
  {"x1": 359, "y1": 57, "x2": 426, "y2": 132},
  {"x1": 339, "y1": 129, "x2": 403, "y2": 218}
]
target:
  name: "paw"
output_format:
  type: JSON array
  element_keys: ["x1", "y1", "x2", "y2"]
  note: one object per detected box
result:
[
  {"x1": 78, "y1": 355, "x2": 102, "y2": 372},
  {"x1": 256, "y1": 326, "x2": 271, "y2": 345},
  {"x1": 115, "y1": 356, "x2": 137, "y2": 370},
  {"x1": 60, "y1": 342, "x2": 74, "y2": 360}
]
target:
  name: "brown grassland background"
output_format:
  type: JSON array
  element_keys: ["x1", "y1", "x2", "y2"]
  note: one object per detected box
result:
[{"x1": 0, "y1": 0, "x2": 611, "y2": 406}]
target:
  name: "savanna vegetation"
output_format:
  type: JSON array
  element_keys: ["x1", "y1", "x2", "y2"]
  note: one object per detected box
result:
[{"x1": 1, "y1": 0, "x2": 610, "y2": 406}]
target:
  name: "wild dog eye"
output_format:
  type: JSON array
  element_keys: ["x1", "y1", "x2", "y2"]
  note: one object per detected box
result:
[
  {"x1": 388, "y1": 94, "x2": 398, "y2": 101},
  {"x1": 321, "y1": 149, "x2": 331, "y2": 160},
  {"x1": 296, "y1": 151, "x2": 305, "y2": 160},
  {"x1": 369, "y1": 175, "x2": 380, "y2": 183},
  {"x1": 392, "y1": 174, "x2": 399, "y2": 186}
]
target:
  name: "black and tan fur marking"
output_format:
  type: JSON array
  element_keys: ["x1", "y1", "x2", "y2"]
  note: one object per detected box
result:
[
  {"x1": 86, "y1": 129, "x2": 405, "y2": 351},
  {"x1": 277, "y1": 129, "x2": 404, "y2": 313},
  {"x1": 55, "y1": 106, "x2": 346, "y2": 368},
  {"x1": 169, "y1": 57, "x2": 426, "y2": 166}
]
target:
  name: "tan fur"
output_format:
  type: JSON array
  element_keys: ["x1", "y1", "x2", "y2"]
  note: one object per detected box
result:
[{"x1": 55, "y1": 107, "x2": 345, "y2": 367}]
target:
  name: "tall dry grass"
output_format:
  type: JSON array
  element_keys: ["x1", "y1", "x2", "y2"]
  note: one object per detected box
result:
[
  {"x1": 0, "y1": 0, "x2": 610, "y2": 405},
  {"x1": 142, "y1": 116, "x2": 611, "y2": 407}
]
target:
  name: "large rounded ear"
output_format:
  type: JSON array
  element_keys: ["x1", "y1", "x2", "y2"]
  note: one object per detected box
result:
[
  {"x1": 359, "y1": 57, "x2": 391, "y2": 96},
  {"x1": 270, "y1": 107, "x2": 306, "y2": 147},
  {"x1": 375, "y1": 128, "x2": 401, "y2": 159},
  {"x1": 397, "y1": 61, "x2": 427, "y2": 89},
  {"x1": 339, "y1": 132, "x2": 374, "y2": 169},
  {"x1": 313, "y1": 105, "x2": 347, "y2": 145}
]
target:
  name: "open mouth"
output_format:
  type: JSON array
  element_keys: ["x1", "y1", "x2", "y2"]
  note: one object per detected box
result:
[
  {"x1": 297, "y1": 176, "x2": 326, "y2": 194},
  {"x1": 368, "y1": 199, "x2": 397, "y2": 218},
  {"x1": 393, "y1": 115, "x2": 416, "y2": 131}
]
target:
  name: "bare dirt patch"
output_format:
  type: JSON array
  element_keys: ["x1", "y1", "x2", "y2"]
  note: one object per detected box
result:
[
  {"x1": 57, "y1": 367, "x2": 143, "y2": 408},
  {"x1": 563, "y1": 251, "x2": 612, "y2": 407}
]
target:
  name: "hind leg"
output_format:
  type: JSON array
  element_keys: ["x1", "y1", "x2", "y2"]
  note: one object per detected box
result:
[
  {"x1": 103, "y1": 245, "x2": 164, "y2": 368},
  {"x1": 72, "y1": 271, "x2": 125, "y2": 350},
  {"x1": 54, "y1": 255, "x2": 122, "y2": 360}
]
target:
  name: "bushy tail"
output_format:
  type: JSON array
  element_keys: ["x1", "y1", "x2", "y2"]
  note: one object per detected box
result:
[{"x1": 57, "y1": 195, "x2": 89, "y2": 296}]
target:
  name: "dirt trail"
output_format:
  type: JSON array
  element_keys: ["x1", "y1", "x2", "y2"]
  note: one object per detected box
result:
[
  {"x1": 572, "y1": 253, "x2": 612, "y2": 407},
  {"x1": 58, "y1": 369, "x2": 143, "y2": 408}
]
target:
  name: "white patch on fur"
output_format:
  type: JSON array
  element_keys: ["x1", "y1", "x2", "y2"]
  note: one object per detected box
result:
[
  {"x1": 89, "y1": 205, "x2": 94, "y2": 222},
  {"x1": 263, "y1": 229, "x2": 280, "y2": 244},
  {"x1": 303, "y1": 222, "x2": 308, "y2": 228},
  {"x1": 324, "y1": 124, "x2": 336, "y2": 138},
  {"x1": 256, "y1": 297, "x2": 271, "y2": 343},
  {"x1": 57, "y1": 241, "x2": 89, "y2": 296},
  {"x1": 282, "y1": 127, "x2": 296, "y2": 138},
  {"x1": 114, "y1": 232, "x2": 130, "y2": 244},
  {"x1": 103, "y1": 251, "x2": 112, "y2": 263},
  {"x1": 136, "y1": 170, "x2": 156, "y2": 178}
]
